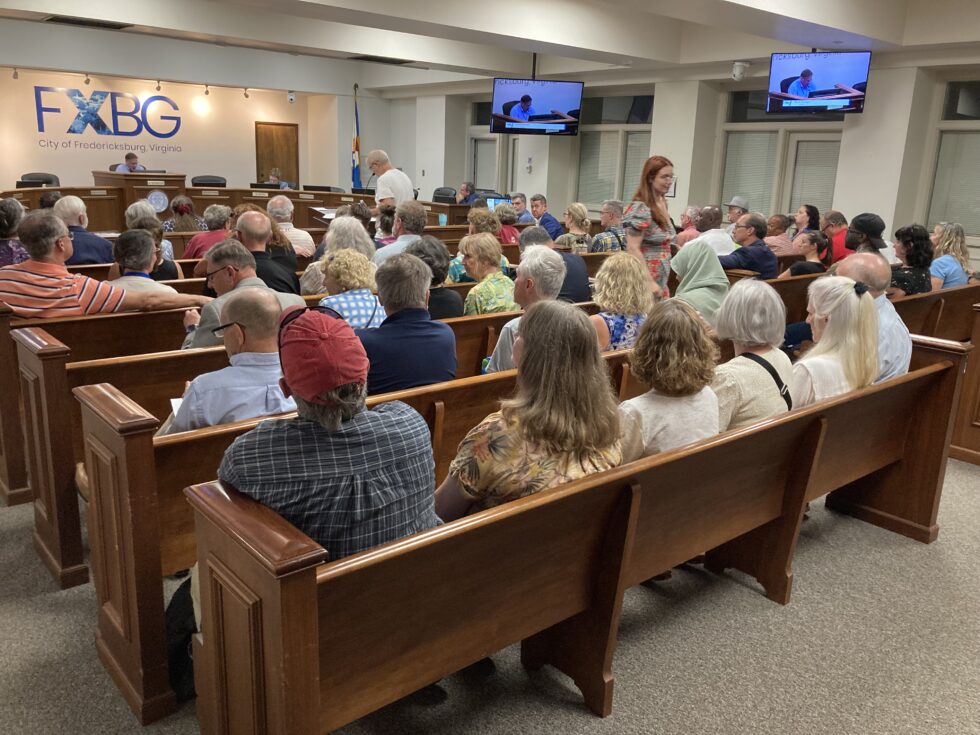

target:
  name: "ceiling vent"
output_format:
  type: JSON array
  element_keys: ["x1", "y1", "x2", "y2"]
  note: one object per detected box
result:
[
  {"x1": 42, "y1": 15, "x2": 134, "y2": 31},
  {"x1": 348, "y1": 54, "x2": 413, "y2": 66}
]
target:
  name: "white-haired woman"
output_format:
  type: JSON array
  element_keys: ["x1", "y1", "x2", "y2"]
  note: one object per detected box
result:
[
  {"x1": 790, "y1": 275, "x2": 879, "y2": 407},
  {"x1": 300, "y1": 216, "x2": 378, "y2": 295},
  {"x1": 434, "y1": 300, "x2": 622, "y2": 521},
  {"x1": 125, "y1": 199, "x2": 174, "y2": 261},
  {"x1": 711, "y1": 279, "x2": 794, "y2": 431}
]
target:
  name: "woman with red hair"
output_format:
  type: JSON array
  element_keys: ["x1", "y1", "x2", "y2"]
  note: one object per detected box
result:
[{"x1": 623, "y1": 155, "x2": 676, "y2": 295}]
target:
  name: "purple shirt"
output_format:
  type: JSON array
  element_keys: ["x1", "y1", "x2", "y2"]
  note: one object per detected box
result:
[{"x1": 0, "y1": 239, "x2": 28, "y2": 268}]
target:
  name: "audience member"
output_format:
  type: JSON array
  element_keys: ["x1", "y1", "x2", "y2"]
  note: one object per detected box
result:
[
  {"x1": 929, "y1": 222, "x2": 971, "y2": 289},
  {"x1": 589, "y1": 252, "x2": 654, "y2": 351},
  {"x1": 671, "y1": 239, "x2": 729, "y2": 324},
  {"x1": 375, "y1": 204, "x2": 397, "y2": 246},
  {"x1": 724, "y1": 196, "x2": 749, "y2": 236},
  {"x1": 688, "y1": 205, "x2": 736, "y2": 256},
  {"x1": 493, "y1": 202, "x2": 521, "y2": 245},
  {"x1": 719, "y1": 212, "x2": 778, "y2": 278},
  {"x1": 109, "y1": 229, "x2": 177, "y2": 294},
  {"x1": 115, "y1": 151, "x2": 146, "y2": 173},
  {"x1": 845, "y1": 212, "x2": 887, "y2": 255},
  {"x1": 331, "y1": 201, "x2": 373, "y2": 235},
  {"x1": 267, "y1": 195, "x2": 315, "y2": 257},
  {"x1": 790, "y1": 275, "x2": 879, "y2": 407},
  {"x1": 529, "y1": 193, "x2": 564, "y2": 240},
  {"x1": 821, "y1": 210, "x2": 849, "y2": 263},
  {"x1": 889, "y1": 224, "x2": 933, "y2": 297},
  {"x1": 778, "y1": 231, "x2": 831, "y2": 277},
  {"x1": 162, "y1": 195, "x2": 207, "y2": 232},
  {"x1": 0, "y1": 198, "x2": 28, "y2": 267},
  {"x1": 184, "y1": 205, "x2": 232, "y2": 259},
  {"x1": 518, "y1": 226, "x2": 591, "y2": 303},
  {"x1": 0, "y1": 212, "x2": 208, "y2": 318},
  {"x1": 837, "y1": 253, "x2": 911, "y2": 382},
  {"x1": 764, "y1": 214, "x2": 795, "y2": 255},
  {"x1": 435, "y1": 300, "x2": 622, "y2": 521},
  {"x1": 791, "y1": 204, "x2": 820, "y2": 248},
  {"x1": 460, "y1": 233, "x2": 518, "y2": 315},
  {"x1": 301, "y1": 216, "x2": 378, "y2": 295},
  {"x1": 406, "y1": 235, "x2": 464, "y2": 320},
  {"x1": 226, "y1": 203, "x2": 295, "y2": 274},
  {"x1": 591, "y1": 199, "x2": 625, "y2": 252},
  {"x1": 556, "y1": 202, "x2": 593, "y2": 254},
  {"x1": 509, "y1": 192, "x2": 536, "y2": 225},
  {"x1": 236, "y1": 210, "x2": 300, "y2": 294},
  {"x1": 373, "y1": 200, "x2": 426, "y2": 265},
  {"x1": 366, "y1": 149, "x2": 415, "y2": 210},
  {"x1": 618, "y1": 299, "x2": 719, "y2": 462},
  {"x1": 129, "y1": 216, "x2": 180, "y2": 281},
  {"x1": 356, "y1": 253, "x2": 456, "y2": 394},
  {"x1": 318, "y1": 249, "x2": 386, "y2": 328},
  {"x1": 53, "y1": 195, "x2": 113, "y2": 265},
  {"x1": 218, "y1": 306, "x2": 440, "y2": 555},
  {"x1": 39, "y1": 191, "x2": 62, "y2": 209},
  {"x1": 456, "y1": 181, "x2": 478, "y2": 206},
  {"x1": 674, "y1": 206, "x2": 701, "y2": 248},
  {"x1": 164, "y1": 288, "x2": 295, "y2": 434},
  {"x1": 712, "y1": 279, "x2": 793, "y2": 431},
  {"x1": 124, "y1": 199, "x2": 174, "y2": 261},
  {"x1": 447, "y1": 209, "x2": 509, "y2": 283},
  {"x1": 182, "y1": 240, "x2": 303, "y2": 348},
  {"x1": 624, "y1": 156, "x2": 676, "y2": 292}
]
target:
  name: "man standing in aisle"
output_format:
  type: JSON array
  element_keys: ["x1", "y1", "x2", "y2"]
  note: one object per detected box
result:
[{"x1": 366, "y1": 149, "x2": 414, "y2": 212}]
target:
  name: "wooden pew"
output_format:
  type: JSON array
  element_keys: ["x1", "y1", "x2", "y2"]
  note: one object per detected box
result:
[
  {"x1": 767, "y1": 272, "x2": 824, "y2": 323},
  {"x1": 72, "y1": 349, "x2": 634, "y2": 722},
  {"x1": 582, "y1": 251, "x2": 614, "y2": 277},
  {"x1": 184, "y1": 337, "x2": 968, "y2": 734}
]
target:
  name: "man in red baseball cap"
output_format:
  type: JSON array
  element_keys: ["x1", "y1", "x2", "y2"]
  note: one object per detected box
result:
[{"x1": 217, "y1": 306, "x2": 442, "y2": 558}]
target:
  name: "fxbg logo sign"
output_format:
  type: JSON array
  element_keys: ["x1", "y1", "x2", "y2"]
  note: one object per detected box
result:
[{"x1": 34, "y1": 86, "x2": 181, "y2": 138}]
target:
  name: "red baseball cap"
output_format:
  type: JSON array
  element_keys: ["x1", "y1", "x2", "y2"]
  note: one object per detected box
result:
[{"x1": 278, "y1": 307, "x2": 369, "y2": 405}]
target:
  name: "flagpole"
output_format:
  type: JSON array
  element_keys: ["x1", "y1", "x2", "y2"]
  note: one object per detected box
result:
[{"x1": 351, "y1": 83, "x2": 362, "y2": 190}]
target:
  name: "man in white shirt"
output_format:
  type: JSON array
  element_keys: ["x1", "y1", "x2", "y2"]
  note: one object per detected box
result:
[
  {"x1": 165, "y1": 288, "x2": 295, "y2": 434},
  {"x1": 267, "y1": 195, "x2": 315, "y2": 257},
  {"x1": 686, "y1": 205, "x2": 736, "y2": 256},
  {"x1": 366, "y1": 149, "x2": 414, "y2": 212},
  {"x1": 837, "y1": 252, "x2": 911, "y2": 382}
]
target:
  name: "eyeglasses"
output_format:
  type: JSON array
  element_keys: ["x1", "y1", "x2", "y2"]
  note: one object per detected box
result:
[
  {"x1": 211, "y1": 322, "x2": 241, "y2": 338},
  {"x1": 277, "y1": 305, "x2": 343, "y2": 352},
  {"x1": 59, "y1": 232, "x2": 74, "y2": 242},
  {"x1": 733, "y1": 224, "x2": 751, "y2": 230},
  {"x1": 205, "y1": 265, "x2": 238, "y2": 282}
]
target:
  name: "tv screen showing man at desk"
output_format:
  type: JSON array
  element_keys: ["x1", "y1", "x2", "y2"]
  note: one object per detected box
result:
[
  {"x1": 490, "y1": 79, "x2": 583, "y2": 135},
  {"x1": 767, "y1": 51, "x2": 871, "y2": 114}
]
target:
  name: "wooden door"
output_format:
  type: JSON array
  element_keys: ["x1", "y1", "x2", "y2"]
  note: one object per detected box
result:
[{"x1": 255, "y1": 122, "x2": 299, "y2": 187}]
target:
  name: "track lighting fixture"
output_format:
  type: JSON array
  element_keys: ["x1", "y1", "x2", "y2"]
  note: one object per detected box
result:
[
  {"x1": 243, "y1": 88, "x2": 250, "y2": 99},
  {"x1": 84, "y1": 73, "x2": 91, "y2": 85},
  {"x1": 12, "y1": 67, "x2": 18, "y2": 80},
  {"x1": 204, "y1": 84, "x2": 210, "y2": 96},
  {"x1": 156, "y1": 80, "x2": 161, "y2": 91}
]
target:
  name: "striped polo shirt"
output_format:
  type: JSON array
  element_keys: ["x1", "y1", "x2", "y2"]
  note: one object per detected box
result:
[{"x1": 0, "y1": 260, "x2": 126, "y2": 318}]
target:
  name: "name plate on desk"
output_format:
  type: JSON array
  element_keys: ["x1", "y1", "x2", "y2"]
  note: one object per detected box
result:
[
  {"x1": 147, "y1": 180, "x2": 166, "y2": 186},
  {"x1": 299, "y1": 193, "x2": 314, "y2": 199},
  {"x1": 201, "y1": 190, "x2": 220, "y2": 196},
  {"x1": 251, "y1": 191, "x2": 269, "y2": 197},
  {"x1": 423, "y1": 205, "x2": 432, "y2": 211},
  {"x1": 89, "y1": 189, "x2": 108, "y2": 196},
  {"x1": 340, "y1": 196, "x2": 354, "y2": 202}
]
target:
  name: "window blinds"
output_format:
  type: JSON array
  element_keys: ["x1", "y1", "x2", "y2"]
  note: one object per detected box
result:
[
  {"x1": 577, "y1": 131, "x2": 618, "y2": 205},
  {"x1": 721, "y1": 132, "x2": 778, "y2": 214},
  {"x1": 789, "y1": 140, "x2": 840, "y2": 213},
  {"x1": 621, "y1": 131, "x2": 651, "y2": 201},
  {"x1": 928, "y1": 131, "x2": 980, "y2": 236}
]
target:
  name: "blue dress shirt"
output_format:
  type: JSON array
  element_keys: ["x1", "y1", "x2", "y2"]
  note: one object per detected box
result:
[
  {"x1": 511, "y1": 105, "x2": 536, "y2": 120},
  {"x1": 516, "y1": 209, "x2": 536, "y2": 225},
  {"x1": 168, "y1": 352, "x2": 296, "y2": 434},
  {"x1": 459, "y1": 192, "x2": 478, "y2": 205},
  {"x1": 718, "y1": 239, "x2": 778, "y2": 279},
  {"x1": 356, "y1": 308, "x2": 457, "y2": 395},
  {"x1": 537, "y1": 211, "x2": 565, "y2": 240},
  {"x1": 114, "y1": 164, "x2": 147, "y2": 172},
  {"x1": 65, "y1": 226, "x2": 114, "y2": 265},
  {"x1": 788, "y1": 77, "x2": 816, "y2": 97}
]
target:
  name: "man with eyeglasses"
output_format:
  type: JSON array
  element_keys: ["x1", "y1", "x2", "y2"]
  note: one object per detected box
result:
[
  {"x1": 719, "y1": 212, "x2": 778, "y2": 279},
  {"x1": 821, "y1": 209, "x2": 850, "y2": 263},
  {"x1": 161, "y1": 288, "x2": 295, "y2": 434},
  {"x1": 182, "y1": 239, "x2": 304, "y2": 349}
]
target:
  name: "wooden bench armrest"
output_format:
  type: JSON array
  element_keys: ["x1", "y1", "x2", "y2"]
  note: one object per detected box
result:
[
  {"x1": 73, "y1": 383, "x2": 160, "y2": 434},
  {"x1": 185, "y1": 481, "x2": 328, "y2": 576},
  {"x1": 11, "y1": 325, "x2": 71, "y2": 358}
]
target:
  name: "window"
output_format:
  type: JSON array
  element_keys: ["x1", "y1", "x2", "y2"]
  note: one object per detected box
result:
[
  {"x1": 621, "y1": 132, "x2": 651, "y2": 200},
  {"x1": 942, "y1": 82, "x2": 980, "y2": 121},
  {"x1": 580, "y1": 96, "x2": 653, "y2": 125},
  {"x1": 788, "y1": 140, "x2": 841, "y2": 213},
  {"x1": 721, "y1": 132, "x2": 778, "y2": 215},
  {"x1": 471, "y1": 102, "x2": 492, "y2": 127},
  {"x1": 730, "y1": 90, "x2": 844, "y2": 123},
  {"x1": 577, "y1": 131, "x2": 619, "y2": 205},
  {"x1": 928, "y1": 131, "x2": 980, "y2": 235}
]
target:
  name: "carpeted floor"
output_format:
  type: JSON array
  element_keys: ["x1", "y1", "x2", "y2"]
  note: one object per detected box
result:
[{"x1": 1, "y1": 460, "x2": 978, "y2": 734}]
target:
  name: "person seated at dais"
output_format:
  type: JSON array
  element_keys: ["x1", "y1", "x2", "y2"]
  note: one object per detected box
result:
[{"x1": 435, "y1": 300, "x2": 622, "y2": 521}]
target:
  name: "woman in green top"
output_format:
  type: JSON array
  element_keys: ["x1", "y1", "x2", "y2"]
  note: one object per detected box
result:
[
  {"x1": 460, "y1": 232, "x2": 519, "y2": 315},
  {"x1": 671, "y1": 239, "x2": 729, "y2": 325}
]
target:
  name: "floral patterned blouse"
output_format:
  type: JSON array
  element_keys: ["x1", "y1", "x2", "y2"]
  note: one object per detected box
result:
[
  {"x1": 598, "y1": 312, "x2": 645, "y2": 350},
  {"x1": 449, "y1": 411, "x2": 622, "y2": 510},
  {"x1": 463, "y1": 270, "x2": 518, "y2": 315},
  {"x1": 0, "y1": 238, "x2": 28, "y2": 268},
  {"x1": 623, "y1": 200, "x2": 675, "y2": 293}
]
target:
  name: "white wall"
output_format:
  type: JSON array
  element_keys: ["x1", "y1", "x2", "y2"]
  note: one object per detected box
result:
[
  {"x1": 387, "y1": 98, "x2": 418, "y2": 185},
  {"x1": 0, "y1": 69, "x2": 328, "y2": 188}
]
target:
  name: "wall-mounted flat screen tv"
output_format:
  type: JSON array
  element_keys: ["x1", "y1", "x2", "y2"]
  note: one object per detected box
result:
[
  {"x1": 490, "y1": 78, "x2": 583, "y2": 135},
  {"x1": 767, "y1": 51, "x2": 871, "y2": 114}
]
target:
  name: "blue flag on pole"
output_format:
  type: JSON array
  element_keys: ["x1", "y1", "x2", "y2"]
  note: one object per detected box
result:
[{"x1": 351, "y1": 88, "x2": 362, "y2": 189}]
